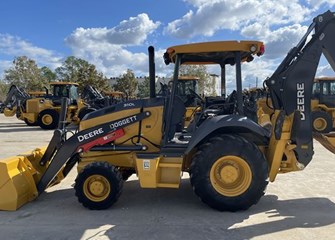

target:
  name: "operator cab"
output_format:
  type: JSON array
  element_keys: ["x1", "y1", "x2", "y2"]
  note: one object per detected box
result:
[
  {"x1": 51, "y1": 82, "x2": 79, "y2": 105},
  {"x1": 313, "y1": 77, "x2": 335, "y2": 108},
  {"x1": 161, "y1": 41, "x2": 265, "y2": 144}
]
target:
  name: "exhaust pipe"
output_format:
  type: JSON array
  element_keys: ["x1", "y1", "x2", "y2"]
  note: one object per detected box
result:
[{"x1": 148, "y1": 46, "x2": 156, "y2": 98}]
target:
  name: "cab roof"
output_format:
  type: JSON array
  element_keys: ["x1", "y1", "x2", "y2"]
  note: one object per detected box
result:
[
  {"x1": 314, "y1": 77, "x2": 335, "y2": 82},
  {"x1": 164, "y1": 40, "x2": 264, "y2": 65}
]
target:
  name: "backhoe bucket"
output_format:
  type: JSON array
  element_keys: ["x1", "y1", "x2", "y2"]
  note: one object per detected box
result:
[{"x1": 0, "y1": 148, "x2": 47, "y2": 211}]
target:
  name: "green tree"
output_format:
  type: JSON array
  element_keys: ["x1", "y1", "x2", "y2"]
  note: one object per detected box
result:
[
  {"x1": 179, "y1": 65, "x2": 215, "y2": 96},
  {"x1": 3, "y1": 56, "x2": 49, "y2": 90},
  {"x1": 55, "y1": 56, "x2": 109, "y2": 92},
  {"x1": 41, "y1": 66, "x2": 56, "y2": 82},
  {"x1": 114, "y1": 69, "x2": 138, "y2": 98},
  {"x1": 137, "y1": 76, "x2": 150, "y2": 98},
  {"x1": 0, "y1": 80, "x2": 9, "y2": 102}
]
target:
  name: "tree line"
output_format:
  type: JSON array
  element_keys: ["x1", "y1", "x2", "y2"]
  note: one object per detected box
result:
[{"x1": 0, "y1": 55, "x2": 216, "y2": 101}]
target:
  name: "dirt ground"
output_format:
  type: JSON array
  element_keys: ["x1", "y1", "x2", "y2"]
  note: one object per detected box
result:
[{"x1": 1, "y1": 114, "x2": 335, "y2": 240}]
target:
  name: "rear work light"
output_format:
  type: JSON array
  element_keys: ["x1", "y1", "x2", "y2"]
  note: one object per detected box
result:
[{"x1": 257, "y1": 44, "x2": 265, "y2": 56}]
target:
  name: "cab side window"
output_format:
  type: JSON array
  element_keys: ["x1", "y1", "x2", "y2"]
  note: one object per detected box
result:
[
  {"x1": 312, "y1": 82, "x2": 320, "y2": 98},
  {"x1": 330, "y1": 82, "x2": 335, "y2": 95}
]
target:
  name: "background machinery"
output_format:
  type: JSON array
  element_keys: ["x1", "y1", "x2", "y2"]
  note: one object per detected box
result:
[
  {"x1": 3, "y1": 82, "x2": 85, "y2": 129},
  {"x1": 311, "y1": 77, "x2": 335, "y2": 133},
  {"x1": 0, "y1": 10, "x2": 335, "y2": 212},
  {"x1": 2, "y1": 82, "x2": 114, "y2": 129}
]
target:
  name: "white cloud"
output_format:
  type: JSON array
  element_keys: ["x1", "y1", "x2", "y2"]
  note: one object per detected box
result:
[
  {"x1": 0, "y1": 60, "x2": 11, "y2": 79},
  {"x1": 306, "y1": 0, "x2": 335, "y2": 9},
  {"x1": 242, "y1": 23, "x2": 308, "y2": 59},
  {"x1": 164, "y1": 0, "x2": 311, "y2": 39},
  {"x1": 65, "y1": 13, "x2": 161, "y2": 76},
  {"x1": 0, "y1": 34, "x2": 63, "y2": 70},
  {"x1": 316, "y1": 64, "x2": 333, "y2": 76},
  {"x1": 165, "y1": 1, "x2": 260, "y2": 38},
  {"x1": 164, "y1": 0, "x2": 316, "y2": 60},
  {"x1": 66, "y1": 13, "x2": 160, "y2": 47}
]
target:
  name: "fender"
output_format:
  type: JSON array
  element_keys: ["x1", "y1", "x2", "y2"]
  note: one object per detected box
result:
[{"x1": 185, "y1": 115, "x2": 271, "y2": 154}]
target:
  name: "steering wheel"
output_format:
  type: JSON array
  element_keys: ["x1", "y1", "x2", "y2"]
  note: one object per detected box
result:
[{"x1": 188, "y1": 88, "x2": 204, "y2": 104}]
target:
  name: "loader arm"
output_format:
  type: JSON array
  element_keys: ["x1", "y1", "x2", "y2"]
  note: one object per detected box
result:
[
  {"x1": 265, "y1": 10, "x2": 335, "y2": 167},
  {"x1": 36, "y1": 111, "x2": 151, "y2": 193}
]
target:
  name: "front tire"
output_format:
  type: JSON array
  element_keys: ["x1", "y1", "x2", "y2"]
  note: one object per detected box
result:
[
  {"x1": 74, "y1": 162, "x2": 123, "y2": 210},
  {"x1": 190, "y1": 134, "x2": 268, "y2": 211},
  {"x1": 37, "y1": 109, "x2": 59, "y2": 129}
]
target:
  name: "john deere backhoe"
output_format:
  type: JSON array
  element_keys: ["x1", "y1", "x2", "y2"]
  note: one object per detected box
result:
[
  {"x1": 1, "y1": 10, "x2": 335, "y2": 212},
  {"x1": 3, "y1": 82, "x2": 85, "y2": 129},
  {"x1": 2, "y1": 82, "x2": 110, "y2": 129}
]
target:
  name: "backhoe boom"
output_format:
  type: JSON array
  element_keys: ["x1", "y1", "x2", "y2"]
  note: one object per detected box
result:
[{"x1": 266, "y1": 10, "x2": 335, "y2": 166}]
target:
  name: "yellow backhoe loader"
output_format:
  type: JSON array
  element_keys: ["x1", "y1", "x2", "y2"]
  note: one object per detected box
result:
[
  {"x1": 2, "y1": 83, "x2": 112, "y2": 129},
  {"x1": 3, "y1": 82, "x2": 86, "y2": 129},
  {"x1": 0, "y1": 10, "x2": 335, "y2": 212}
]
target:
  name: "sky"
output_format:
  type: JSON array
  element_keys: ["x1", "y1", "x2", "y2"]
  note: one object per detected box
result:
[{"x1": 0, "y1": 0, "x2": 335, "y2": 91}]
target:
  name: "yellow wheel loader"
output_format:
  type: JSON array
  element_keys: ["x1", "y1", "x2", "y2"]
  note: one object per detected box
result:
[
  {"x1": 253, "y1": 77, "x2": 335, "y2": 133},
  {"x1": 1, "y1": 10, "x2": 335, "y2": 212},
  {"x1": 311, "y1": 77, "x2": 335, "y2": 133}
]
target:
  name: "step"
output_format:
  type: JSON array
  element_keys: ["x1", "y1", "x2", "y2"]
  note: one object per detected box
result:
[{"x1": 156, "y1": 183, "x2": 179, "y2": 188}]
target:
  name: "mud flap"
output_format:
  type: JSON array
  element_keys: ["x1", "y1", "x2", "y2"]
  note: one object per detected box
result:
[{"x1": 0, "y1": 148, "x2": 46, "y2": 211}]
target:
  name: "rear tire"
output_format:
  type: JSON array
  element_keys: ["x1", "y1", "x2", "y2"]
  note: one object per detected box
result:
[
  {"x1": 75, "y1": 162, "x2": 123, "y2": 210},
  {"x1": 190, "y1": 134, "x2": 268, "y2": 211},
  {"x1": 312, "y1": 111, "x2": 333, "y2": 133},
  {"x1": 37, "y1": 109, "x2": 59, "y2": 129}
]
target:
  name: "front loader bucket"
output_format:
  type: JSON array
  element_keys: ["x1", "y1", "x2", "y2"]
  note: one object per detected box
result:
[{"x1": 0, "y1": 148, "x2": 46, "y2": 211}]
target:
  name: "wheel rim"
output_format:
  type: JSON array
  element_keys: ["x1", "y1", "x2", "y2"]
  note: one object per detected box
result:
[
  {"x1": 42, "y1": 114, "x2": 53, "y2": 125},
  {"x1": 83, "y1": 174, "x2": 111, "y2": 202},
  {"x1": 210, "y1": 156, "x2": 252, "y2": 197},
  {"x1": 313, "y1": 117, "x2": 327, "y2": 131}
]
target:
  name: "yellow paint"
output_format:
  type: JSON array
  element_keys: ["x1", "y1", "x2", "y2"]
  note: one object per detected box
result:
[
  {"x1": 135, "y1": 156, "x2": 183, "y2": 188},
  {"x1": 209, "y1": 155, "x2": 252, "y2": 197}
]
